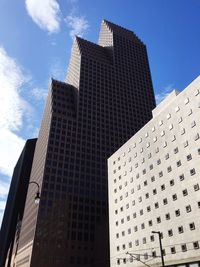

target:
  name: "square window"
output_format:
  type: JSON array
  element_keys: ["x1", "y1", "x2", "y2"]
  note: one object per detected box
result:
[
  {"x1": 149, "y1": 164, "x2": 153, "y2": 170},
  {"x1": 178, "y1": 226, "x2": 183, "y2": 234},
  {"x1": 153, "y1": 189, "x2": 157, "y2": 195},
  {"x1": 184, "y1": 97, "x2": 189, "y2": 104},
  {"x1": 168, "y1": 229, "x2": 173, "y2": 236},
  {"x1": 155, "y1": 202, "x2": 159, "y2": 208},
  {"x1": 167, "y1": 166, "x2": 172, "y2": 172},
  {"x1": 157, "y1": 159, "x2": 161, "y2": 165},
  {"x1": 175, "y1": 209, "x2": 180, "y2": 216},
  {"x1": 152, "y1": 251, "x2": 156, "y2": 258},
  {"x1": 191, "y1": 121, "x2": 196, "y2": 128},
  {"x1": 172, "y1": 194, "x2": 177, "y2": 201},
  {"x1": 135, "y1": 240, "x2": 139, "y2": 246},
  {"x1": 189, "y1": 222, "x2": 195, "y2": 230},
  {"x1": 163, "y1": 198, "x2": 168, "y2": 205},
  {"x1": 161, "y1": 130, "x2": 165, "y2": 136},
  {"x1": 194, "y1": 133, "x2": 200, "y2": 141},
  {"x1": 174, "y1": 147, "x2": 178, "y2": 154},
  {"x1": 181, "y1": 128, "x2": 185, "y2": 135},
  {"x1": 143, "y1": 238, "x2": 147, "y2": 244},
  {"x1": 193, "y1": 241, "x2": 199, "y2": 249},
  {"x1": 184, "y1": 140, "x2": 189, "y2": 148},
  {"x1": 150, "y1": 235, "x2": 155, "y2": 242},
  {"x1": 147, "y1": 206, "x2": 151, "y2": 212},
  {"x1": 165, "y1": 153, "x2": 169, "y2": 159},
  {"x1": 182, "y1": 189, "x2": 188, "y2": 196},
  {"x1": 187, "y1": 154, "x2": 192, "y2": 161},
  {"x1": 186, "y1": 205, "x2": 191, "y2": 213},
  {"x1": 179, "y1": 174, "x2": 185, "y2": 181},
  {"x1": 163, "y1": 141, "x2": 167, "y2": 147},
  {"x1": 157, "y1": 217, "x2": 161, "y2": 223},
  {"x1": 172, "y1": 135, "x2": 176, "y2": 141},
  {"x1": 190, "y1": 168, "x2": 196, "y2": 176},
  {"x1": 178, "y1": 117, "x2": 183, "y2": 123},
  {"x1": 181, "y1": 244, "x2": 187, "y2": 252},
  {"x1": 167, "y1": 113, "x2": 171, "y2": 119},
  {"x1": 170, "y1": 180, "x2": 175, "y2": 186},
  {"x1": 171, "y1": 247, "x2": 176, "y2": 254},
  {"x1": 177, "y1": 160, "x2": 181, "y2": 167},
  {"x1": 161, "y1": 184, "x2": 165, "y2": 191},
  {"x1": 166, "y1": 213, "x2": 170, "y2": 220},
  {"x1": 148, "y1": 220, "x2": 153, "y2": 226},
  {"x1": 194, "y1": 184, "x2": 199, "y2": 191}
]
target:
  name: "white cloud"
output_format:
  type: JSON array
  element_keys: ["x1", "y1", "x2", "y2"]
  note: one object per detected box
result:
[
  {"x1": 0, "y1": 129, "x2": 25, "y2": 176},
  {"x1": 0, "y1": 181, "x2": 10, "y2": 197},
  {"x1": 0, "y1": 200, "x2": 6, "y2": 210},
  {"x1": 0, "y1": 46, "x2": 27, "y2": 177},
  {"x1": 65, "y1": 14, "x2": 89, "y2": 39},
  {"x1": 25, "y1": 0, "x2": 60, "y2": 34},
  {"x1": 155, "y1": 84, "x2": 175, "y2": 105},
  {"x1": 31, "y1": 87, "x2": 48, "y2": 101}
]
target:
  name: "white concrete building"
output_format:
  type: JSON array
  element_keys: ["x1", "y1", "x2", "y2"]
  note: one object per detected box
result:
[{"x1": 108, "y1": 76, "x2": 200, "y2": 267}]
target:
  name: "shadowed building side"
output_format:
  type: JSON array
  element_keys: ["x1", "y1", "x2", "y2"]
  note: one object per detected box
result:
[{"x1": 0, "y1": 138, "x2": 37, "y2": 267}]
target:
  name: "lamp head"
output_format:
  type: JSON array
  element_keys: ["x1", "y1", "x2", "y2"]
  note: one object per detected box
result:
[{"x1": 34, "y1": 191, "x2": 40, "y2": 204}]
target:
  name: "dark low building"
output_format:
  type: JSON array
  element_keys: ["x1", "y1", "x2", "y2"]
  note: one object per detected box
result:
[{"x1": 0, "y1": 138, "x2": 37, "y2": 267}]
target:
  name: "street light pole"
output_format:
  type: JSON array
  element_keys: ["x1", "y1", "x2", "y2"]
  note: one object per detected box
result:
[
  {"x1": 29, "y1": 181, "x2": 40, "y2": 204},
  {"x1": 152, "y1": 231, "x2": 165, "y2": 267}
]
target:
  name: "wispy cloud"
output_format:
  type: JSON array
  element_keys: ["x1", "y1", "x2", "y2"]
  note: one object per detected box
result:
[
  {"x1": 0, "y1": 46, "x2": 29, "y2": 177},
  {"x1": 31, "y1": 87, "x2": 48, "y2": 101},
  {"x1": 155, "y1": 84, "x2": 175, "y2": 105},
  {"x1": 49, "y1": 58, "x2": 66, "y2": 80},
  {"x1": 65, "y1": 0, "x2": 89, "y2": 40},
  {"x1": 65, "y1": 14, "x2": 89, "y2": 39},
  {"x1": 25, "y1": 0, "x2": 61, "y2": 34}
]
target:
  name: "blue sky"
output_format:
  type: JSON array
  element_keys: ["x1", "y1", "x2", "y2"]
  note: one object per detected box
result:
[{"x1": 0, "y1": 0, "x2": 200, "y2": 225}]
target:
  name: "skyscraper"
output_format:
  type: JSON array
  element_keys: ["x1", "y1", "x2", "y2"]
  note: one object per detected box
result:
[
  {"x1": 12, "y1": 20, "x2": 155, "y2": 267},
  {"x1": 0, "y1": 139, "x2": 37, "y2": 267}
]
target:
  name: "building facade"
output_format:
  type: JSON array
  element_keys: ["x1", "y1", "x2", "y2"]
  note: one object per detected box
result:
[
  {"x1": 0, "y1": 139, "x2": 37, "y2": 267},
  {"x1": 108, "y1": 76, "x2": 200, "y2": 267},
  {"x1": 12, "y1": 20, "x2": 155, "y2": 267}
]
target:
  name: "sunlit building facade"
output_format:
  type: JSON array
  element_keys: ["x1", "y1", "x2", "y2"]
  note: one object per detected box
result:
[{"x1": 108, "y1": 76, "x2": 200, "y2": 267}]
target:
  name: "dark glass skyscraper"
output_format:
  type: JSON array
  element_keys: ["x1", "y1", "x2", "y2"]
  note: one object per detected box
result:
[{"x1": 12, "y1": 20, "x2": 155, "y2": 267}]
